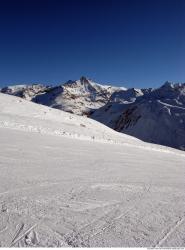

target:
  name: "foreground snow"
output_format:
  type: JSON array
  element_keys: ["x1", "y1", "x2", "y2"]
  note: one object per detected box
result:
[{"x1": 0, "y1": 93, "x2": 185, "y2": 247}]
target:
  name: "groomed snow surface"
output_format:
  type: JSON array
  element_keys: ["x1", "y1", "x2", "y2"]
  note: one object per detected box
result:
[{"x1": 0, "y1": 93, "x2": 185, "y2": 247}]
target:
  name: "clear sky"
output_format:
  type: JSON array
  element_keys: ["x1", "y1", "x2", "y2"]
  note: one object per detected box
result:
[{"x1": 0, "y1": 0, "x2": 184, "y2": 88}]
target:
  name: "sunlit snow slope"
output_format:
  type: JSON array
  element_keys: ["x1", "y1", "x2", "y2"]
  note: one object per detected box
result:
[{"x1": 0, "y1": 93, "x2": 185, "y2": 247}]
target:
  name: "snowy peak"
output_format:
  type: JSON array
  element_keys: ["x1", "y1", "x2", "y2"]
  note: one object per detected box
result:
[
  {"x1": 162, "y1": 81, "x2": 185, "y2": 93},
  {"x1": 63, "y1": 76, "x2": 99, "y2": 95},
  {"x1": 63, "y1": 76, "x2": 123, "y2": 95},
  {"x1": 161, "y1": 81, "x2": 185, "y2": 89},
  {"x1": 110, "y1": 88, "x2": 144, "y2": 104},
  {"x1": 0, "y1": 77, "x2": 125, "y2": 116},
  {"x1": 0, "y1": 84, "x2": 50, "y2": 101},
  {"x1": 32, "y1": 77, "x2": 125, "y2": 115},
  {"x1": 80, "y1": 76, "x2": 91, "y2": 85},
  {"x1": 163, "y1": 81, "x2": 176, "y2": 88},
  {"x1": 144, "y1": 81, "x2": 185, "y2": 107}
]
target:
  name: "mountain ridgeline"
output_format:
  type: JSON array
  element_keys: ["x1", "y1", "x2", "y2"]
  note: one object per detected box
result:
[{"x1": 1, "y1": 77, "x2": 185, "y2": 150}]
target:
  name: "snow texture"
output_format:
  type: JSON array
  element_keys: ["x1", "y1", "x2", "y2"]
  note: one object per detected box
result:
[{"x1": 0, "y1": 93, "x2": 185, "y2": 247}]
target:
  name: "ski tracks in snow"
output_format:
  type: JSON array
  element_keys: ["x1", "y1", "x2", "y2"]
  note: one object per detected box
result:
[
  {"x1": 153, "y1": 216, "x2": 185, "y2": 247},
  {"x1": 57, "y1": 183, "x2": 152, "y2": 246},
  {"x1": 86, "y1": 184, "x2": 151, "y2": 240}
]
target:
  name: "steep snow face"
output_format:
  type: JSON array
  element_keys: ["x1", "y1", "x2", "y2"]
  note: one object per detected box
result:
[
  {"x1": 114, "y1": 100, "x2": 185, "y2": 150},
  {"x1": 92, "y1": 82, "x2": 185, "y2": 150},
  {"x1": 0, "y1": 84, "x2": 49, "y2": 100},
  {"x1": 33, "y1": 77, "x2": 123, "y2": 115}
]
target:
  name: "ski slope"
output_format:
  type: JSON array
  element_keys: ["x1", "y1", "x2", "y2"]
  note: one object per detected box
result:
[{"x1": 0, "y1": 93, "x2": 185, "y2": 247}]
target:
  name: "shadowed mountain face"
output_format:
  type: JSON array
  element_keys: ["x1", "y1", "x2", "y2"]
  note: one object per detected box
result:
[
  {"x1": 1, "y1": 79, "x2": 185, "y2": 150},
  {"x1": 92, "y1": 82, "x2": 185, "y2": 150}
]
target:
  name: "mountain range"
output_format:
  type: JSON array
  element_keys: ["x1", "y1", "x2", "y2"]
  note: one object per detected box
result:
[{"x1": 1, "y1": 77, "x2": 185, "y2": 150}]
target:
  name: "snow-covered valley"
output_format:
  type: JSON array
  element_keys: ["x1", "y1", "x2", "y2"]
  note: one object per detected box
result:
[{"x1": 0, "y1": 93, "x2": 185, "y2": 247}]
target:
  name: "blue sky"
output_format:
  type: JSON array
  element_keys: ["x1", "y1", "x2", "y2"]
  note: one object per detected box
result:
[{"x1": 0, "y1": 0, "x2": 184, "y2": 88}]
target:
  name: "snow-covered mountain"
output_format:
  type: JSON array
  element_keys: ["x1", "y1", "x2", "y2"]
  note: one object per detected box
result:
[
  {"x1": 1, "y1": 79, "x2": 185, "y2": 150},
  {"x1": 0, "y1": 77, "x2": 124, "y2": 115},
  {"x1": 92, "y1": 82, "x2": 185, "y2": 150},
  {"x1": 0, "y1": 84, "x2": 49, "y2": 100},
  {"x1": 109, "y1": 88, "x2": 145, "y2": 104},
  {"x1": 33, "y1": 76, "x2": 125, "y2": 115},
  {"x1": 0, "y1": 92, "x2": 185, "y2": 247}
]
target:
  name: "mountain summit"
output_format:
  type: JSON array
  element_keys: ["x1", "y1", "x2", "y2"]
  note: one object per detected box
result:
[{"x1": 0, "y1": 77, "x2": 123, "y2": 115}]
